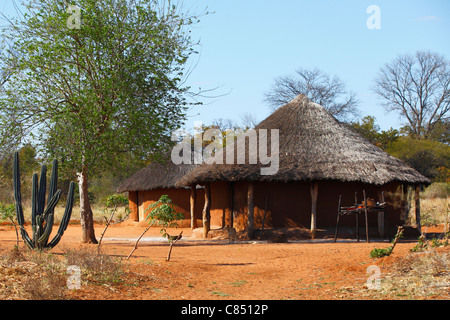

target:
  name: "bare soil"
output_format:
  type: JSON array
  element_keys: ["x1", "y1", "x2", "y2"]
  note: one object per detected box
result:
[{"x1": 0, "y1": 222, "x2": 448, "y2": 300}]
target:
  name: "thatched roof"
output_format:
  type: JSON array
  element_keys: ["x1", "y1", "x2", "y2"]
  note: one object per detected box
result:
[
  {"x1": 176, "y1": 95, "x2": 430, "y2": 186},
  {"x1": 116, "y1": 142, "x2": 201, "y2": 193}
]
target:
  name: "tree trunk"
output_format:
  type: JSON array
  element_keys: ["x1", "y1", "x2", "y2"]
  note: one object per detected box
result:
[{"x1": 77, "y1": 167, "x2": 97, "y2": 244}]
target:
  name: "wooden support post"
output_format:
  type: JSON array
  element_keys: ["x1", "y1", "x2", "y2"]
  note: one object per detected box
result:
[
  {"x1": 190, "y1": 185, "x2": 197, "y2": 230},
  {"x1": 202, "y1": 183, "x2": 211, "y2": 238},
  {"x1": 377, "y1": 190, "x2": 385, "y2": 238},
  {"x1": 230, "y1": 182, "x2": 235, "y2": 228},
  {"x1": 310, "y1": 182, "x2": 319, "y2": 239},
  {"x1": 261, "y1": 194, "x2": 269, "y2": 237},
  {"x1": 334, "y1": 195, "x2": 342, "y2": 242},
  {"x1": 354, "y1": 192, "x2": 359, "y2": 242},
  {"x1": 415, "y1": 185, "x2": 421, "y2": 234},
  {"x1": 363, "y1": 190, "x2": 369, "y2": 243},
  {"x1": 247, "y1": 182, "x2": 254, "y2": 240}
]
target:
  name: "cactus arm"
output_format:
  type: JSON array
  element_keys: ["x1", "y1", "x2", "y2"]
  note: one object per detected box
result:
[
  {"x1": 38, "y1": 213, "x2": 54, "y2": 247},
  {"x1": 13, "y1": 151, "x2": 34, "y2": 248},
  {"x1": 31, "y1": 173, "x2": 38, "y2": 227},
  {"x1": 43, "y1": 189, "x2": 62, "y2": 217},
  {"x1": 20, "y1": 227, "x2": 34, "y2": 249},
  {"x1": 13, "y1": 152, "x2": 25, "y2": 227},
  {"x1": 48, "y1": 182, "x2": 75, "y2": 249},
  {"x1": 37, "y1": 164, "x2": 47, "y2": 216},
  {"x1": 48, "y1": 159, "x2": 58, "y2": 206}
]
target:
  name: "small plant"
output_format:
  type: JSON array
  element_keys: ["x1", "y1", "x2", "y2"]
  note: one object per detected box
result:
[
  {"x1": 0, "y1": 202, "x2": 19, "y2": 247},
  {"x1": 97, "y1": 194, "x2": 130, "y2": 253},
  {"x1": 126, "y1": 195, "x2": 184, "y2": 261},
  {"x1": 13, "y1": 151, "x2": 75, "y2": 250},
  {"x1": 370, "y1": 226, "x2": 404, "y2": 258},
  {"x1": 410, "y1": 235, "x2": 428, "y2": 252}
]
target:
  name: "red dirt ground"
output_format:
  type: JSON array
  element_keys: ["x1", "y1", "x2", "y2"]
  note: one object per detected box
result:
[{"x1": 0, "y1": 222, "x2": 448, "y2": 300}]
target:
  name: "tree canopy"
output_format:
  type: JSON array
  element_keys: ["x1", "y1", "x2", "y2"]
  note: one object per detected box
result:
[{"x1": 0, "y1": 0, "x2": 204, "y2": 243}]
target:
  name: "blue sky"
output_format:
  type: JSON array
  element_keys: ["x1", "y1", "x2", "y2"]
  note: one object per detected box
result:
[
  {"x1": 2, "y1": 0, "x2": 449, "y2": 131},
  {"x1": 182, "y1": 0, "x2": 450, "y2": 131}
]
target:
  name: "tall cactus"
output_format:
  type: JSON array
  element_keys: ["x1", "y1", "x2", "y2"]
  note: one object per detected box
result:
[{"x1": 13, "y1": 151, "x2": 75, "y2": 250}]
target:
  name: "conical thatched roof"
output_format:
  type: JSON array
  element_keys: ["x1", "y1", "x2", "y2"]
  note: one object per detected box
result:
[{"x1": 176, "y1": 95, "x2": 430, "y2": 186}]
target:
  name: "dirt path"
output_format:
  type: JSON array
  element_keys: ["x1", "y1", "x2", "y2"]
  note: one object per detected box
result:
[{"x1": 0, "y1": 222, "x2": 447, "y2": 300}]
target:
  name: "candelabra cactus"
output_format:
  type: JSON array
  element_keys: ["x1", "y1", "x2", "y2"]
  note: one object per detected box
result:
[{"x1": 13, "y1": 151, "x2": 75, "y2": 250}]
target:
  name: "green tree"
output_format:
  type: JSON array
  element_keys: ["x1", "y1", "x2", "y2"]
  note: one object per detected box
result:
[
  {"x1": 0, "y1": 143, "x2": 40, "y2": 203},
  {"x1": 0, "y1": 0, "x2": 203, "y2": 243},
  {"x1": 386, "y1": 136, "x2": 450, "y2": 181},
  {"x1": 350, "y1": 116, "x2": 399, "y2": 150}
]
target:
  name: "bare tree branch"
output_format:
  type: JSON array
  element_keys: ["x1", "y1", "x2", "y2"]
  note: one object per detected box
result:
[
  {"x1": 264, "y1": 67, "x2": 359, "y2": 122},
  {"x1": 373, "y1": 51, "x2": 450, "y2": 138}
]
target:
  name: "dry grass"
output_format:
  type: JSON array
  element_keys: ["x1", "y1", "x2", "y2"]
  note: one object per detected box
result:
[
  {"x1": 378, "y1": 249, "x2": 450, "y2": 299},
  {"x1": 0, "y1": 246, "x2": 124, "y2": 300},
  {"x1": 65, "y1": 247, "x2": 124, "y2": 284},
  {"x1": 420, "y1": 197, "x2": 449, "y2": 227},
  {"x1": 18, "y1": 203, "x2": 109, "y2": 225}
]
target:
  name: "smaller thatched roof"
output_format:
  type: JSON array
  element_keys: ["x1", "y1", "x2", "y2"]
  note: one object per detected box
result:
[{"x1": 116, "y1": 142, "x2": 201, "y2": 193}]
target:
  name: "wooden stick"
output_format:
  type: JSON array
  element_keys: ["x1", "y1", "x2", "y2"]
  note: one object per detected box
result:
[
  {"x1": 247, "y1": 182, "x2": 254, "y2": 240},
  {"x1": 190, "y1": 185, "x2": 197, "y2": 230},
  {"x1": 363, "y1": 190, "x2": 369, "y2": 243},
  {"x1": 126, "y1": 224, "x2": 152, "y2": 260},
  {"x1": 97, "y1": 204, "x2": 118, "y2": 254},
  {"x1": 203, "y1": 183, "x2": 211, "y2": 238},
  {"x1": 167, "y1": 231, "x2": 183, "y2": 261},
  {"x1": 310, "y1": 182, "x2": 319, "y2": 239},
  {"x1": 334, "y1": 195, "x2": 342, "y2": 242},
  {"x1": 415, "y1": 185, "x2": 421, "y2": 234}
]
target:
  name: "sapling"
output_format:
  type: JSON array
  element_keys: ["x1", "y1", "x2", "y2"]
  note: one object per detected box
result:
[
  {"x1": 97, "y1": 194, "x2": 130, "y2": 253},
  {"x1": 370, "y1": 226, "x2": 404, "y2": 258},
  {"x1": 126, "y1": 195, "x2": 184, "y2": 261}
]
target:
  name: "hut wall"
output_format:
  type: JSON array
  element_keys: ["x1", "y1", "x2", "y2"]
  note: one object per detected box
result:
[
  {"x1": 128, "y1": 191, "x2": 139, "y2": 221},
  {"x1": 134, "y1": 188, "x2": 205, "y2": 222},
  {"x1": 209, "y1": 181, "x2": 232, "y2": 227},
  {"x1": 208, "y1": 180, "x2": 406, "y2": 233}
]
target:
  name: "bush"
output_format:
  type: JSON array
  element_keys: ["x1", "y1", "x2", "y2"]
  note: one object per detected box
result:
[
  {"x1": 421, "y1": 182, "x2": 450, "y2": 199},
  {"x1": 386, "y1": 136, "x2": 450, "y2": 182}
]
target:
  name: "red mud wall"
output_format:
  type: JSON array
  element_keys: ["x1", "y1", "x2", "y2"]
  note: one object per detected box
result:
[
  {"x1": 208, "y1": 180, "x2": 406, "y2": 232},
  {"x1": 132, "y1": 188, "x2": 205, "y2": 222}
]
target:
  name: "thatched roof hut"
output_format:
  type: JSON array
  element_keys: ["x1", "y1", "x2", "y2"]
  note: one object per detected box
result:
[
  {"x1": 177, "y1": 95, "x2": 429, "y2": 186},
  {"x1": 176, "y1": 95, "x2": 430, "y2": 239}
]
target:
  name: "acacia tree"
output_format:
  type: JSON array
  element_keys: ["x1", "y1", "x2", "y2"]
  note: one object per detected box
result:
[
  {"x1": 0, "y1": 0, "x2": 203, "y2": 243},
  {"x1": 373, "y1": 51, "x2": 450, "y2": 139},
  {"x1": 264, "y1": 67, "x2": 359, "y2": 122}
]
